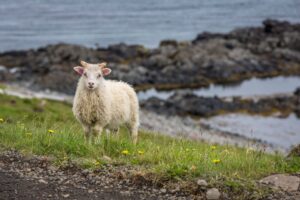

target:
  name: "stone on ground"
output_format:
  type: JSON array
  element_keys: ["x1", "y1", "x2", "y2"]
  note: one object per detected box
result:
[
  {"x1": 260, "y1": 174, "x2": 300, "y2": 192},
  {"x1": 206, "y1": 188, "x2": 221, "y2": 200}
]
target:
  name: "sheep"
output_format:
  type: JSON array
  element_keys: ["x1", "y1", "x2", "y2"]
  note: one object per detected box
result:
[{"x1": 72, "y1": 61, "x2": 139, "y2": 144}]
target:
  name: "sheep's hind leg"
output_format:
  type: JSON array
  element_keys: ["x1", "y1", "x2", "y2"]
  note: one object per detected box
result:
[{"x1": 129, "y1": 123, "x2": 138, "y2": 145}]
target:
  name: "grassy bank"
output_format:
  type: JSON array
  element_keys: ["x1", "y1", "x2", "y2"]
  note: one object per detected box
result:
[{"x1": 0, "y1": 93, "x2": 299, "y2": 194}]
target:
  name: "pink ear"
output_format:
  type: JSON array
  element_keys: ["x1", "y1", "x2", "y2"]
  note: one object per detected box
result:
[
  {"x1": 73, "y1": 66, "x2": 84, "y2": 75},
  {"x1": 102, "y1": 68, "x2": 111, "y2": 76}
]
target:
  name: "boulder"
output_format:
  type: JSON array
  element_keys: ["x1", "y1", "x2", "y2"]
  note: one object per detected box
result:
[{"x1": 260, "y1": 174, "x2": 300, "y2": 192}]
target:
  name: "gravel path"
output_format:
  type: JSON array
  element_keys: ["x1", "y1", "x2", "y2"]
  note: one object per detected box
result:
[
  {"x1": 0, "y1": 171, "x2": 131, "y2": 200},
  {"x1": 0, "y1": 151, "x2": 194, "y2": 200}
]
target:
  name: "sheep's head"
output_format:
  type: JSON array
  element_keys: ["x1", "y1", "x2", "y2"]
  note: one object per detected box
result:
[{"x1": 74, "y1": 61, "x2": 111, "y2": 90}]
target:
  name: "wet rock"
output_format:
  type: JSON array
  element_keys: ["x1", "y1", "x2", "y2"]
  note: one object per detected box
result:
[
  {"x1": 141, "y1": 92, "x2": 298, "y2": 118},
  {"x1": 260, "y1": 174, "x2": 300, "y2": 192},
  {"x1": 294, "y1": 87, "x2": 300, "y2": 96},
  {"x1": 206, "y1": 188, "x2": 221, "y2": 200}
]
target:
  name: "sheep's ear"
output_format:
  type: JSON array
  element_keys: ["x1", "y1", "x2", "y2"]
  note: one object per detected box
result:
[
  {"x1": 73, "y1": 66, "x2": 84, "y2": 75},
  {"x1": 80, "y1": 60, "x2": 88, "y2": 68},
  {"x1": 102, "y1": 68, "x2": 111, "y2": 76}
]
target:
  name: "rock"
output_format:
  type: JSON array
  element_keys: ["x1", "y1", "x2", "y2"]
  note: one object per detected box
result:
[
  {"x1": 38, "y1": 179, "x2": 48, "y2": 184},
  {"x1": 141, "y1": 92, "x2": 298, "y2": 118},
  {"x1": 260, "y1": 174, "x2": 300, "y2": 192},
  {"x1": 294, "y1": 87, "x2": 300, "y2": 96},
  {"x1": 160, "y1": 188, "x2": 167, "y2": 193},
  {"x1": 62, "y1": 193, "x2": 70, "y2": 198},
  {"x1": 206, "y1": 188, "x2": 221, "y2": 200},
  {"x1": 288, "y1": 144, "x2": 300, "y2": 157},
  {"x1": 197, "y1": 179, "x2": 208, "y2": 187}
]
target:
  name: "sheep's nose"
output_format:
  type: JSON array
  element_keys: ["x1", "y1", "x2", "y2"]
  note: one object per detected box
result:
[{"x1": 88, "y1": 82, "x2": 94, "y2": 86}]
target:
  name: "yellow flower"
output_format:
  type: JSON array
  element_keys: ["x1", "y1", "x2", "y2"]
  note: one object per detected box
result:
[
  {"x1": 185, "y1": 148, "x2": 190, "y2": 152},
  {"x1": 121, "y1": 150, "x2": 129, "y2": 155},
  {"x1": 138, "y1": 150, "x2": 144, "y2": 155},
  {"x1": 94, "y1": 161, "x2": 101, "y2": 166},
  {"x1": 0, "y1": 118, "x2": 4, "y2": 123},
  {"x1": 48, "y1": 129, "x2": 55, "y2": 134},
  {"x1": 210, "y1": 146, "x2": 217, "y2": 150},
  {"x1": 212, "y1": 159, "x2": 221, "y2": 164},
  {"x1": 25, "y1": 132, "x2": 32, "y2": 137}
]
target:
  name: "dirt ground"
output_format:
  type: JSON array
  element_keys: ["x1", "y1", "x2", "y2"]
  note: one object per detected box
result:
[
  {"x1": 1, "y1": 150, "x2": 299, "y2": 200},
  {"x1": 0, "y1": 170, "x2": 136, "y2": 200},
  {"x1": 0, "y1": 151, "x2": 190, "y2": 200}
]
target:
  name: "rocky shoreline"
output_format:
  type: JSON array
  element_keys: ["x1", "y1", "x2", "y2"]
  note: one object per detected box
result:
[
  {"x1": 141, "y1": 88, "x2": 300, "y2": 118},
  {"x1": 0, "y1": 19, "x2": 300, "y2": 95}
]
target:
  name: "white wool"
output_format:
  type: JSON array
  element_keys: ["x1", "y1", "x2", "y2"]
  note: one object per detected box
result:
[{"x1": 72, "y1": 62, "x2": 139, "y2": 144}]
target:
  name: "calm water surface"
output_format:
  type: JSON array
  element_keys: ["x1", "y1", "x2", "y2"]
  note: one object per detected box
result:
[
  {"x1": 201, "y1": 113, "x2": 300, "y2": 151},
  {"x1": 138, "y1": 76, "x2": 300, "y2": 100},
  {"x1": 0, "y1": 0, "x2": 299, "y2": 51}
]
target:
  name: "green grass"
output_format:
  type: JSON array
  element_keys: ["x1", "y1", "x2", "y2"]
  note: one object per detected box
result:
[{"x1": 0, "y1": 93, "x2": 299, "y2": 183}]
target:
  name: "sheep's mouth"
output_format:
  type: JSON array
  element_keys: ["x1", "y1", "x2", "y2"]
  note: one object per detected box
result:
[{"x1": 88, "y1": 86, "x2": 95, "y2": 89}]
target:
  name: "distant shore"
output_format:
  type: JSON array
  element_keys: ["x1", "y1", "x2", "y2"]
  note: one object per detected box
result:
[{"x1": 0, "y1": 19, "x2": 299, "y2": 94}]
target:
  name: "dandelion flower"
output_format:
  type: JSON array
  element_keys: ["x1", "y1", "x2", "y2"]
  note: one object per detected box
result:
[
  {"x1": 210, "y1": 146, "x2": 217, "y2": 150},
  {"x1": 48, "y1": 129, "x2": 55, "y2": 134},
  {"x1": 121, "y1": 150, "x2": 129, "y2": 155},
  {"x1": 25, "y1": 132, "x2": 32, "y2": 137},
  {"x1": 0, "y1": 118, "x2": 4, "y2": 123},
  {"x1": 94, "y1": 161, "x2": 101, "y2": 166},
  {"x1": 212, "y1": 159, "x2": 221, "y2": 164},
  {"x1": 138, "y1": 150, "x2": 144, "y2": 155}
]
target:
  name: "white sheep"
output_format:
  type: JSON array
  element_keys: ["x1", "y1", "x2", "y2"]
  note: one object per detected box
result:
[{"x1": 72, "y1": 61, "x2": 139, "y2": 144}]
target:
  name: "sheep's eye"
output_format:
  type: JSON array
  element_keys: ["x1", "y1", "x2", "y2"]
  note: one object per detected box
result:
[
  {"x1": 97, "y1": 74, "x2": 102, "y2": 78},
  {"x1": 83, "y1": 73, "x2": 87, "y2": 77}
]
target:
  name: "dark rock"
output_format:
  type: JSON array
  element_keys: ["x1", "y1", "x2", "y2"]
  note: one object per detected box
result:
[
  {"x1": 294, "y1": 87, "x2": 300, "y2": 96},
  {"x1": 288, "y1": 144, "x2": 300, "y2": 157},
  {"x1": 141, "y1": 91, "x2": 298, "y2": 118}
]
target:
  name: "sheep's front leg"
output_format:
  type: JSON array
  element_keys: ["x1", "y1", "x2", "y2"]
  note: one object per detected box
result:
[
  {"x1": 83, "y1": 125, "x2": 92, "y2": 144},
  {"x1": 92, "y1": 124, "x2": 103, "y2": 144}
]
